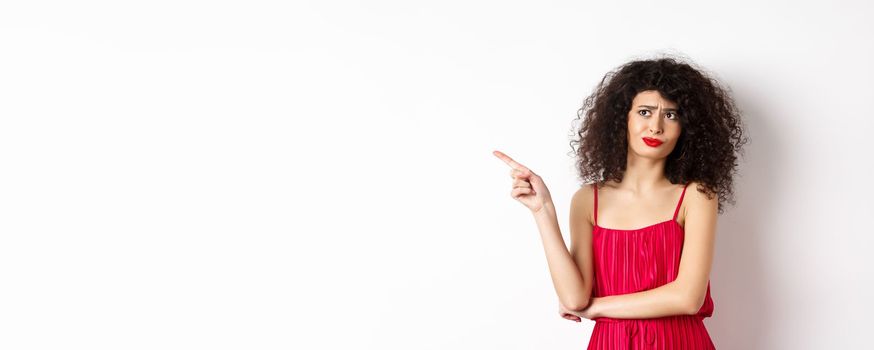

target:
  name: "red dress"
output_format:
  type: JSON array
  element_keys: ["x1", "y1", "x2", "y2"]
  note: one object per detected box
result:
[{"x1": 587, "y1": 183, "x2": 715, "y2": 349}]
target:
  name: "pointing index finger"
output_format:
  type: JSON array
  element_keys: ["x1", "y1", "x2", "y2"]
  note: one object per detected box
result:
[{"x1": 492, "y1": 150, "x2": 530, "y2": 172}]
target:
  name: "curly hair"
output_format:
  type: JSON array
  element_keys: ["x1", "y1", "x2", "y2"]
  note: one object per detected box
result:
[{"x1": 568, "y1": 55, "x2": 749, "y2": 214}]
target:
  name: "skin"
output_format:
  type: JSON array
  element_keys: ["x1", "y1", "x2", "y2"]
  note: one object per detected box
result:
[{"x1": 493, "y1": 90, "x2": 718, "y2": 323}]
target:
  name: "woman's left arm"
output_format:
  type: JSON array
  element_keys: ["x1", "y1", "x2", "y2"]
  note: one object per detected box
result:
[{"x1": 580, "y1": 182, "x2": 718, "y2": 319}]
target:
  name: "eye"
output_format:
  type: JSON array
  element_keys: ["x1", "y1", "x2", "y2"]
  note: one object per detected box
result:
[
  {"x1": 666, "y1": 112, "x2": 679, "y2": 120},
  {"x1": 638, "y1": 110, "x2": 650, "y2": 117}
]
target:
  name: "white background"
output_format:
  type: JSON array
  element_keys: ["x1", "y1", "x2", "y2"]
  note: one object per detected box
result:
[{"x1": 2, "y1": 1, "x2": 872, "y2": 349}]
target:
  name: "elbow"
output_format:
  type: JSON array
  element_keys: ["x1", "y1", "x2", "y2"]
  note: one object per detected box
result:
[
  {"x1": 567, "y1": 299, "x2": 591, "y2": 313},
  {"x1": 566, "y1": 295, "x2": 592, "y2": 312},
  {"x1": 682, "y1": 294, "x2": 705, "y2": 315},
  {"x1": 567, "y1": 284, "x2": 593, "y2": 312},
  {"x1": 673, "y1": 281, "x2": 706, "y2": 315}
]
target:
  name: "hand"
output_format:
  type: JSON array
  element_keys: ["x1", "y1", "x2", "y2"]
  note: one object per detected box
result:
[
  {"x1": 492, "y1": 150, "x2": 553, "y2": 214},
  {"x1": 576, "y1": 300, "x2": 599, "y2": 320},
  {"x1": 559, "y1": 298, "x2": 600, "y2": 322},
  {"x1": 558, "y1": 302, "x2": 583, "y2": 323}
]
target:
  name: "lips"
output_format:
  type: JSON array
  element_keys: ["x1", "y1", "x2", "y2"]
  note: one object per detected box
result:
[{"x1": 642, "y1": 137, "x2": 663, "y2": 147}]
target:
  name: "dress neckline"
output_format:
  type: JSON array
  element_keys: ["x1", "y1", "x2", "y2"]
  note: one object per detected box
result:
[
  {"x1": 593, "y1": 219, "x2": 683, "y2": 232},
  {"x1": 593, "y1": 182, "x2": 690, "y2": 233}
]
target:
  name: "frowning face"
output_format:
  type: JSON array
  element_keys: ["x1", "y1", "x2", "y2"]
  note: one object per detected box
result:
[{"x1": 626, "y1": 90, "x2": 682, "y2": 159}]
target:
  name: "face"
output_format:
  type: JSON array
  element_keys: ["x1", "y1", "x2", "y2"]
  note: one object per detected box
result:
[{"x1": 626, "y1": 90, "x2": 682, "y2": 159}]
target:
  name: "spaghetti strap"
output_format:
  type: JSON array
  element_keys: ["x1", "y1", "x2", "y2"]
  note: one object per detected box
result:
[
  {"x1": 673, "y1": 183, "x2": 689, "y2": 221},
  {"x1": 592, "y1": 183, "x2": 598, "y2": 226}
]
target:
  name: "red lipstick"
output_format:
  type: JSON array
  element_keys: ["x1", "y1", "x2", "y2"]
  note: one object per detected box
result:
[{"x1": 642, "y1": 137, "x2": 663, "y2": 147}]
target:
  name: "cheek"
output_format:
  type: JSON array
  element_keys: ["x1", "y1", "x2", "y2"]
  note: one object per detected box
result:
[
  {"x1": 627, "y1": 115, "x2": 642, "y2": 130},
  {"x1": 669, "y1": 129, "x2": 682, "y2": 146}
]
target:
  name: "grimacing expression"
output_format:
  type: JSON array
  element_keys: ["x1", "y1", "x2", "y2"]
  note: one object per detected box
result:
[{"x1": 626, "y1": 90, "x2": 682, "y2": 159}]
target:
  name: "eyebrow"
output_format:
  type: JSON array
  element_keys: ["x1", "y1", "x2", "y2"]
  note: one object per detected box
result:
[{"x1": 637, "y1": 105, "x2": 678, "y2": 112}]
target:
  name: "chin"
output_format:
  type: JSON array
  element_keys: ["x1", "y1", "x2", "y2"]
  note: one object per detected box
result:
[{"x1": 633, "y1": 148, "x2": 669, "y2": 159}]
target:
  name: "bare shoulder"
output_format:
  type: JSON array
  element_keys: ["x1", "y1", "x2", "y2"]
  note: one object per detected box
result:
[
  {"x1": 570, "y1": 183, "x2": 596, "y2": 226},
  {"x1": 683, "y1": 180, "x2": 718, "y2": 218}
]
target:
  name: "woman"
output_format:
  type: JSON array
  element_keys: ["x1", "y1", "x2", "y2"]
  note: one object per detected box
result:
[{"x1": 493, "y1": 56, "x2": 748, "y2": 349}]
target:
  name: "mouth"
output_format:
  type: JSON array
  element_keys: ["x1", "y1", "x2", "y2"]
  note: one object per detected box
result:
[{"x1": 642, "y1": 137, "x2": 663, "y2": 147}]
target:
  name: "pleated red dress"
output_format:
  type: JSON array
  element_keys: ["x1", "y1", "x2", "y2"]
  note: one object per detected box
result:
[{"x1": 587, "y1": 183, "x2": 715, "y2": 349}]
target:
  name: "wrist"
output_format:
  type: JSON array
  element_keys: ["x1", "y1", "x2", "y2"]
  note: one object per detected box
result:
[
  {"x1": 531, "y1": 202, "x2": 556, "y2": 219},
  {"x1": 589, "y1": 297, "x2": 604, "y2": 318}
]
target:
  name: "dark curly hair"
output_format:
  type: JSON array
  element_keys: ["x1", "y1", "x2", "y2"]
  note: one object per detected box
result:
[{"x1": 568, "y1": 55, "x2": 749, "y2": 214}]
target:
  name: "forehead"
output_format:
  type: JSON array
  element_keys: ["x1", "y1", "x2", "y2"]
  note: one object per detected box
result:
[{"x1": 632, "y1": 90, "x2": 678, "y2": 108}]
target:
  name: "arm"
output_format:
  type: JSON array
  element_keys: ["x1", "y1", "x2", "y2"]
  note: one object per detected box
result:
[
  {"x1": 565, "y1": 186, "x2": 595, "y2": 311},
  {"x1": 534, "y1": 189, "x2": 592, "y2": 311},
  {"x1": 583, "y1": 181, "x2": 718, "y2": 319},
  {"x1": 491, "y1": 150, "x2": 592, "y2": 313}
]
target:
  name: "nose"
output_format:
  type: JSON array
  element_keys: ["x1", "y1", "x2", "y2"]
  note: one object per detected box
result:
[{"x1": 649, "y1": 118, "x2": 663, "y2": 135}]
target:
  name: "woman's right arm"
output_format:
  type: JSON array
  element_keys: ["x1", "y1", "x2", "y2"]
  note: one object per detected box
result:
[
  {"x1": 565, "y1": 186, "x2": 595, "y2": 311},
  {"x1": 534, "y1": 186, "x2": 596, "y2": 313},
  {"x1": 492, "y1": 150, "x2": 593, "y2": 313},
  {"x1": 533, "y1": 201, "x2": 591, "y2": 312}
]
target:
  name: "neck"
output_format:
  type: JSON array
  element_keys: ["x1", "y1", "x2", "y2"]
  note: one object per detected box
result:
[{"x1": 618, "y1": 150, "x2": 670, "y2": 193}]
